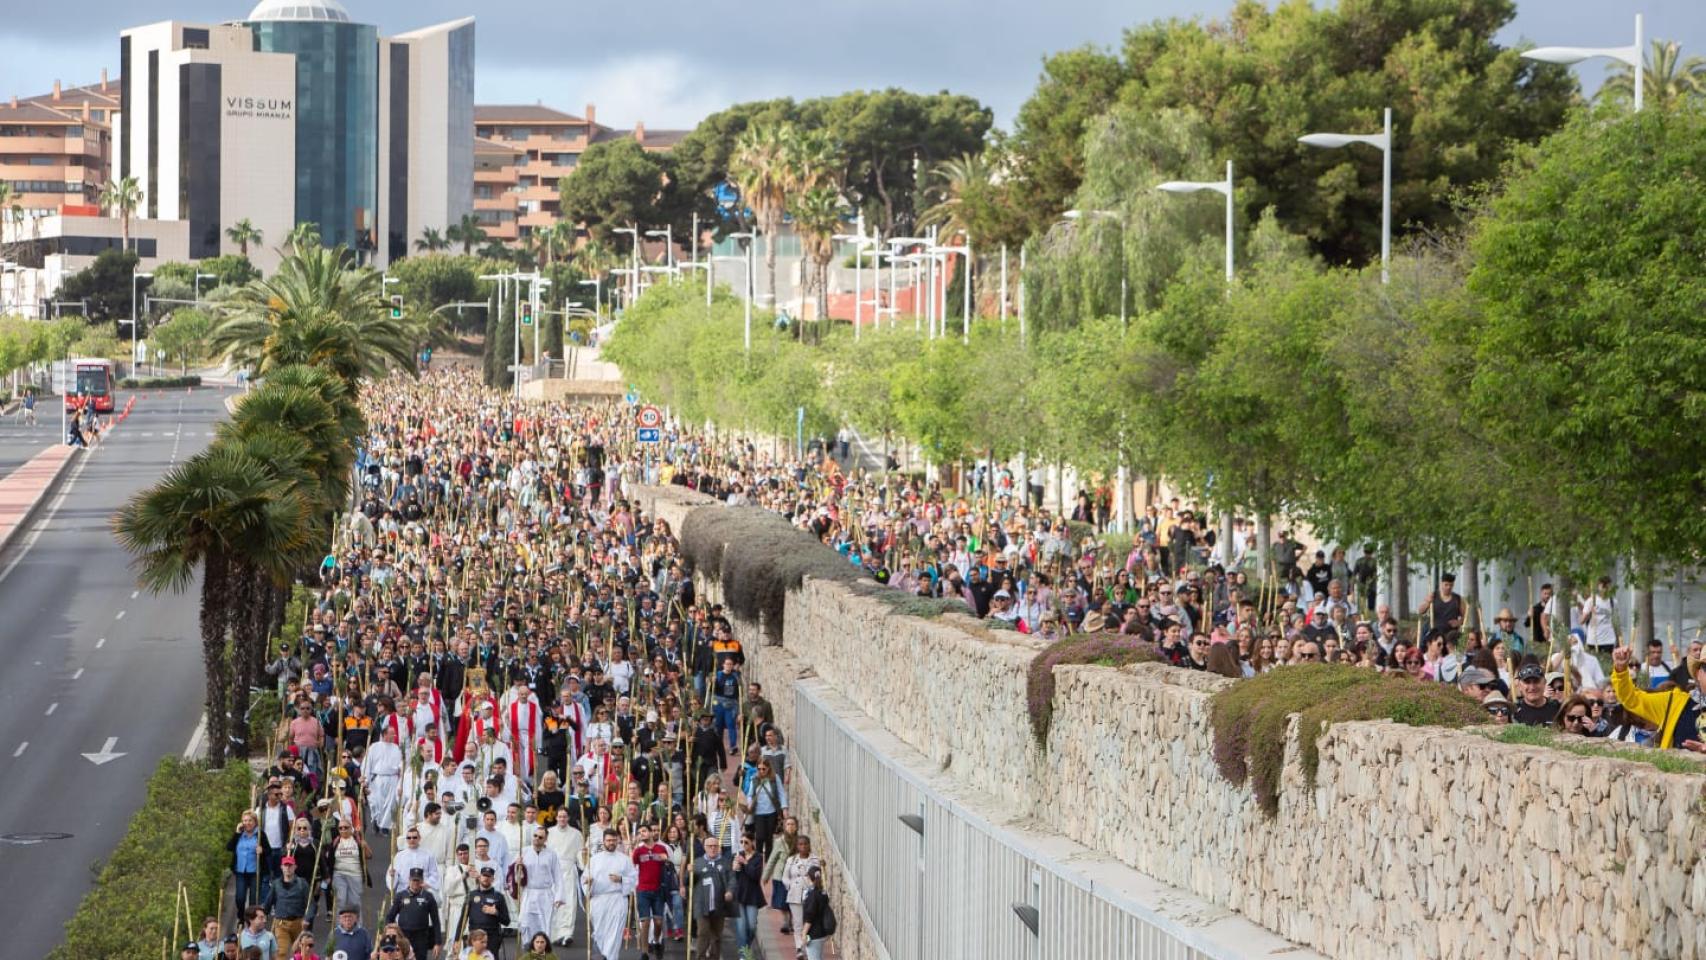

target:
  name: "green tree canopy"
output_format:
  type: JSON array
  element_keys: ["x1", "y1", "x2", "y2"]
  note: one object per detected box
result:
[
  {"x1": 559, "y1": 138, "x2": 681, "y2": 249},
  {"x1": 57, "y1": 248, "x2": 141, "y2": 324},
  {"x1": 1459, "y1": 104, "x2": 1706, "y2": 577}
]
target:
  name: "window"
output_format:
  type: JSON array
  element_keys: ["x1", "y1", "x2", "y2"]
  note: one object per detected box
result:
[{"x1": 65, "y1": 125, "x2": 83, "y2": 138}]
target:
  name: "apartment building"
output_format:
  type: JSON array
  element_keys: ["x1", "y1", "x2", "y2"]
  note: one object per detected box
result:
[
  {"x1": 473, "y1": 102, "x2": 685, "y2": 249},
  {"x1": 0, "y1": 75, "x2": 119, "y2": 215}
]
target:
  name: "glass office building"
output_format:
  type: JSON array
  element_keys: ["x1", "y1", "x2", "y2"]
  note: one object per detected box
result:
[{"x1": 246, "y1": 0, "x2": 378, "y2": 254}]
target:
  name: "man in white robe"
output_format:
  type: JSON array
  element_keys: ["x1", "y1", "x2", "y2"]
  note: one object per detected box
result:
[
  {"x1": 440, "y1": 843, "x2": 474, "y2": 947},
  {"x1": 500, "y1": 678, "x2": 544, "y2": 783},
  {"x1": 546, "y1": 809, "x2": 583, "y2": 945},
  {"x1": 517, "y1": 826, "x2": 566, "y2": 943},
  {"x1": 364, "y1": 727, "x2": 405, "y2": 834},
  {"x1": 582, "y1": 828, "x2": 636, "y2": 960}
]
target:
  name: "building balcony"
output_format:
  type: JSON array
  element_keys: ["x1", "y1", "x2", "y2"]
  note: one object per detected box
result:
[
  {"x1": 473, "y1": 167, "x2": 515, "y2": 184},
  {"x1": 516, "y1": 183, "x2": 559, "y2": 203},
  {"x1": 484, "y1": 221, "x2": 519, "y2": 241},
  {"x1": 518, "y1": 209, "x2": 561, "y2": 230},
  {"x1": 485, "y1": 132, "x2": 591, "y2": 154},
  {"x1": 1, "y1": 134, "x2": 104, "y2": 156},
  {"x1": 474, "y1": 193, "x2": 517, "y2": 212}
]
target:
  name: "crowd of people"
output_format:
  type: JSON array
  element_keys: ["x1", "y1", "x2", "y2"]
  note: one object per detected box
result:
[
  {"x1": 678, "y1": 419, "x2": 1706, "y2": 751},
  {"x1": 214, "y1": 370, "x2": 838, "y2": 960},
  {"x1": 199, "y1": 361, "x2": 1706, "y2": 960}
]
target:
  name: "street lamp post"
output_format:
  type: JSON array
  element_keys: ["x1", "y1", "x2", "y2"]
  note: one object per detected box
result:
[
  {"x1": 833, "y1": 226, "x2": 875, "y2": 341},
  {"x1": 932, "y1": 242, "x2": 972, "y2": 344},
  {"x1": 578, "y1": 278, "x2": 601, "y2": 321},
  {"x1": 1300, "y1": 108, "x2": 1393, "y2": 284},
  {"x1": 131, "y1": 270, "x2": 153, "y2": 376},
  {"x1": 1523, "y1": 13, "x2": 1644, "y2": 111},
  {"x1": 725, "y1": 232, "x2": 756, "y2": 354},
  {"x1": 1156, "y1": 160, "x2": 1236, "y2": 284},
  {"x1": 194, "y1": 272, "x2": 217, "y2": 301},
  {"x1": 1152, "y1": 160, "x2": 1240, "y2": 537},
  {"x1": 613, "y1": 225, "x2": 640, "y2": 306},
  {"x1": 645, "y1": 228, "x2": 675, "y2": 275}
]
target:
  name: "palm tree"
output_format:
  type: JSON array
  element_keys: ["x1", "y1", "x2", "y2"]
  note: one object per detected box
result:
[
  {"x1": 286, "y1": 221, "x2": 323, "y2": 251},
  {"x1": 791, "y1": 186, "x2": 844, "y2": 337},
  {"x1": 448, "y1": 213, "x2": 488, "y2": 254},
  {"x1": 99, "y1": 176, "x2": 142, "y2": 252},
  {"x1": 225, "y1": 218, "x2": 263, "y2": 258},
  {"x1": 730, "y1": 123, "x2": 794, "y2": 302},
  {"x1": 213, "y1": 243, "x2": 416, "y2": 386},
  {"x1": 535, "y1": 221, "x2": 574, "y2": 267},
  {"x1": 1602, "y1": 40, "x2": 1706, "y2": 109},
  {"x1": 918, "y1": 153, "x2": 989, "y2": 240},
  {"x1": 112, "y1": 444, "x2": 313, "y2": 765},
  {"x1": 415, "y1": 227, "x2": 449, "y2": 253}
]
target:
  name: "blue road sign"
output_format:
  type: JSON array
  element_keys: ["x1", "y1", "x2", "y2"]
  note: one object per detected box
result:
[{"x1": 637, "y1": 427, "x2": 660, "y2": 443}]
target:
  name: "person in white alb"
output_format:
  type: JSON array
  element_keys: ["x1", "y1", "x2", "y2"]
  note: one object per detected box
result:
[
  {"x1": 517, "y1": 825, "x2": 566, "y2": 943},
  {"x1": 365, "y1": 726, "x2": 406, "y2": 835},
  {"x1": 545, "y1": 807, "x2": 583, "y2": 946},
  {"x1": 388, "y1": 826, "x2": 442, "y2": 895},
  {"x1": 582, "y1": 829, "x2": 636, "y2": 960},
  {"x1": 501, "y1": 677, "x2": 544, "y2": 783},
  {"x1": 416, "y1": 802, "x2": 458, "y2": 871}
]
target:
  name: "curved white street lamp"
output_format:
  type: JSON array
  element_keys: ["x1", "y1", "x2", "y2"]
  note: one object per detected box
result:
[
  {"x1": 1523, "y1": 13, "x2": 1643, "y2": 112},
  {"x1": 1156, "y1": 160, "x2": 1236, "y2": 283},
  {"x1": 1299, "y1": 108, "x2": 1392, "y2": 284}
]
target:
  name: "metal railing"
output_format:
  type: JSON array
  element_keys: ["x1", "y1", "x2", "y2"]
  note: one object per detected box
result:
[{"x1": 795, "y1": 681, "x2": 1230, "y2": 960}]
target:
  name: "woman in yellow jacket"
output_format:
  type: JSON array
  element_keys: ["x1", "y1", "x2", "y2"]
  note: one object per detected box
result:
[{"x1": 1609, "y1": 646, "x2": 1706, "y2": 751}]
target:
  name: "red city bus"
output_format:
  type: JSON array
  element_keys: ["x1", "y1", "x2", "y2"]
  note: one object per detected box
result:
[{"x1": 66, "y1": 358, "x2": 115, "y2": 413}]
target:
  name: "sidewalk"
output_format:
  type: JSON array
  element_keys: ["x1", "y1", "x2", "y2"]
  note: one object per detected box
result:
[{"x1": 0, "y1": 442, "x2": 79, "y2": 556}]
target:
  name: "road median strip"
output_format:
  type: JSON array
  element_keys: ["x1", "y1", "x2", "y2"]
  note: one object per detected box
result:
[{"x1": 0, "y1": 443, "x2": 81, "y2": 560}]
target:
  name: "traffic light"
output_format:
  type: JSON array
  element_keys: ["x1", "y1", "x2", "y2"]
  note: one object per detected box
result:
[
  {"x1": 389, "y1": 294, "x2": 403, "y2": 319},
  {"x1": 520, "y1": 301, "x2": 534, "y2": 326}
]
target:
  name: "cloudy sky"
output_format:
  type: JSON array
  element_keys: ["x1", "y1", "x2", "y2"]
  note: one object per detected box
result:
[{"x1": 2, "y1": 0, "x2": 1700, "y2": 130}]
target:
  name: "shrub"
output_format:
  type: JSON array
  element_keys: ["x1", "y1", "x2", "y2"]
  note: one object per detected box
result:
[
  {"x1": 51, "y1": 758, "x2": 252, "y2": 960},
  {"x1": 1026, "y1": 634, "x2": 1165, "y2": 744},
  {"x1": 680, "y1": 505, "x2": 862, "y2": 642},
  {"x1": 1209, "y1": 666, "x2": 1487, "y2": 817},
  {"x1": 1489, "y1": 724, "x2": 1706, "y2": 776}
]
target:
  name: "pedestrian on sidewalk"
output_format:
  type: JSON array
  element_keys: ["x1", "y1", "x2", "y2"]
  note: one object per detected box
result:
[
  {"x1": 799, "y1": 867, "x2": 836, "y2": 960},
  {"x1": 688, "y1": 835, "x2": 735, "y2": 960},
  {"x1": 782, "y1": 835, "x2": 820, "y2": 958}
]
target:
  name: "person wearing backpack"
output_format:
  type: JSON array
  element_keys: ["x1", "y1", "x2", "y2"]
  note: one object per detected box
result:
[{"x1": 799, "y1": 866, "x2": 836, "y2": 960}]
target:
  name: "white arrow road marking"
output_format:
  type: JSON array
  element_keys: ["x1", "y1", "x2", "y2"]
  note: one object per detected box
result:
[{"x1": 82, "y1": 737, "x2": 126, "y2": 765}]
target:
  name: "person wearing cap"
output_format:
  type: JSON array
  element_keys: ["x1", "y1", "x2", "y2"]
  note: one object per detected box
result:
[
  {"x1": 1482, "y1": 692, "x2": 1512, "y2": 724},
  {"x1": 1458, "y1": 667, "x2": 1498, "y2": 704},
  {"x1": 1512, "y1": 662, "x2": 1561, "y2": 726},
  {"x1": 466, "y1": 865, "x2": 512, "y2": 958},
  {"x1": 329, "y1": 905, "x2": 373, "y2": 960},
  {"x1": 384, "y1": 866, "x2": 443, "y2": 960},
  {"x1": 262, "y1": 853, "x2": 311, "y2": 954},
  {"x1": 181, "y1": 942, "x2": 202, "y2": 960}
]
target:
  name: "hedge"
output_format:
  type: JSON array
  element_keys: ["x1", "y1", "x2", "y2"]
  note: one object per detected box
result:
[
  {"x1": 51, "y1": 758, "x2": 252, "y2": 960},
  {"x1": 118, "y1": 375, "x2": 202, "y2": 389},
  {"x1": 1209, "y1": 665, "x2": 1487, "y2": 817},
  {"x1": 1026, "y1": 634, "x2": 1165, "y2": 744},
  {"x1": 680, "y1": 505, "x2": 863, "y2": 642}
]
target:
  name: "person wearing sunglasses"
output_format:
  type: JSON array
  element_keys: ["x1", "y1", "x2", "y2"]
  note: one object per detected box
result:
[
  {"x1": 1555, "y1": 695, "x2": 1595, "y2": 736},
  {"x1": 1511, "y1": 662, "x2": 1561, "y2": 726}
]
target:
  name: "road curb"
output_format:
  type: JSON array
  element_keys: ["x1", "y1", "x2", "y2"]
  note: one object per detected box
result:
[{"x1": 0, "y1": 445, "x2": 81, "y2": 561}]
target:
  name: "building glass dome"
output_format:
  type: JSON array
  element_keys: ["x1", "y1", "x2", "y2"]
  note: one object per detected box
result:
[{"x1": 246, "y1": 0, "x2": 354, "y2": 22}]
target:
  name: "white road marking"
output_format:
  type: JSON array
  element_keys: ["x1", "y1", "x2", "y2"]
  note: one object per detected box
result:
[
  {"x1": 44, "y1": 702, "x2": 56, "y2": 716},
  {"x1": 12, "y1": 742, "x2": 25, "y2": 757},
  {"x1": 82, "y1": 736, "x2": 126, "y2": 765},
  {"x1": 183, "y1": 715, "x2": 207, "y2": 760},
  {"x1": 95, "y1": 637, "x2": 106, "y2": 649},
  {"x1": 72, "y1": 667, "x2": 84, "y2": 680},
  {"x1": 131, "y1": 590, "x2": 139, "y2": 599},
  {"x1": 115, "y1": 610, "x2": 125, "y2": 620}
]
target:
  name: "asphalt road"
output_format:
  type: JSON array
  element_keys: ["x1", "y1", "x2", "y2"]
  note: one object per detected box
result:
[
  {"x1": 0, "y1": 406, "x2": 60, "y2": 480},
  {"x1": 0, "y1": 386, "x2": 232, "y2": 960}
]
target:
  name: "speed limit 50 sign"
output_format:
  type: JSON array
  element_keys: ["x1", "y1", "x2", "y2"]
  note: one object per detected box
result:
[{"x1": 635, "y1": 405, "x2": 662, "y2": 429}]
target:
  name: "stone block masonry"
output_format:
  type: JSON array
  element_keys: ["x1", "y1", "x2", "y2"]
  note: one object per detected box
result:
[{"x1": 630, "y1": 484, "x2": 1706, "y2": 960}]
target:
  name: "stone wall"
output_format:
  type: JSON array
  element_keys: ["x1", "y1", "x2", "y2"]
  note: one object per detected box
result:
[{"x1": 635, "y1": 485, "x2": 1706, "y2": 960}]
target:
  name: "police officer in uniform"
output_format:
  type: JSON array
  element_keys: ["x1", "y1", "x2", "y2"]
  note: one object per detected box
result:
[
  {"x1": 384, "y1": 867, "x2": 443, "y2": 960},
  {"x1": 467, "y1": 864, "x2": 512, "y2": 959}
]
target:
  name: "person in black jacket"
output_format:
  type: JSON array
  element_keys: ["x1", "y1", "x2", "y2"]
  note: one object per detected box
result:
[
  {"x1": 731, "y1": 835, "x2": 767, "y2": 954},
  {"x1": 800, "y1": 866, "x2": 834, "y2": 960},
  {"x1": 690, "y1": 711, "x2": 726, "y2": 791},
  {"x1": 466, "y1": 866, "x2": 511, "y2": 956},
  {"x1": 385, "y1": 869, "x2": 443, "y2": 960}
]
